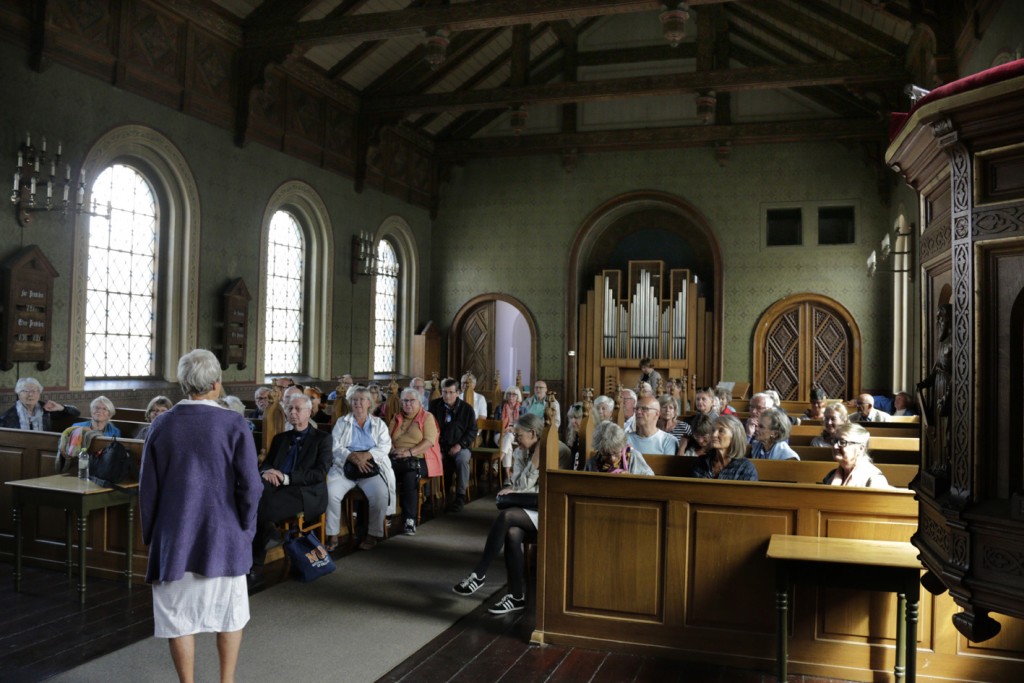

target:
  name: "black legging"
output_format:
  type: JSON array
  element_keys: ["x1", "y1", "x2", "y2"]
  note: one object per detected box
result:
[
  {"x1": 395, "y1": 457, "x2": 428, "y2": 523},
  {"x1": 473, "y1": 507, "x2": 537, "y2": 598}
]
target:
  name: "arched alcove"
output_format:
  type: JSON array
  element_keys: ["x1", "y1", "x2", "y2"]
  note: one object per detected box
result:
[
  {"x1": 449, "y1": 293, "x2": 537, "y2": 393},
  {"x1": 566, "y1": 191, "x2": 723, "y2": 399}
]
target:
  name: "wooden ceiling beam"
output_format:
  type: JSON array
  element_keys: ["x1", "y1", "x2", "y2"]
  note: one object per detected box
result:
[
  {"x1": 796, "y1": 0, "x2": 906, "y2": 55},
  {"x1": 437, "y1": 117, "x2": 886, "y2": 158},
  {"x1": 576, "y1": 43, "x2": 697, "y2": 66},
  {"x1": 728, "y1": 3, "x2": 833, "y2": 62},
  {"x1": 245, "y1": 0, "x2": 742, "y2": 48},
  {"x1": 743, "y1": 0, "x2": 887, "y2": 59},
  {"x1": 365, "y1": 57, "x2": 907, "y2": 115}
]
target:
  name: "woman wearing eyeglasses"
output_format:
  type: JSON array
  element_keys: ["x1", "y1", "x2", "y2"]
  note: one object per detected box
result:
[
  {"x1": 389, "y1": 388, "x2": 442, "y2": 536},
  {"x1": 1, "y1": 377, "x2": 79, "y2": 431},
  {"x1": 822, "y1": 423, "x2": 890, "y2": 488}
]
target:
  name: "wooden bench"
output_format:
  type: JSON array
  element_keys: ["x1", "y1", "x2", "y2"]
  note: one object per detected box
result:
[{"x1": 641, "y1": 454, "x2": 916, "y2": 487}]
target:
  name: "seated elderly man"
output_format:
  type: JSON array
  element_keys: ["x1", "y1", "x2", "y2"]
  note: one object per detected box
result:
[
  {"x1": 327, "y1": 374, "x2": 355, "y2": 402},
  {"x1": 592, "y1": 395, "x2": 615, "y2": 423},
  {"x1": 745, "y1": 391, "x2": 777, "y2": 440},
  {"x1": 619, "y1": 387, "x2": 638, "y2": 432},
  {"x1": 1, "y1": 377, "x2": 79, "y2": 431},
  {"x1": 852, "y1": 393, "x2": 892, "y2": 422},
  {"x1": 626, "y1": 395, "x2": 679, "y2": 455},
  {"x1": 460, "y1": 372, "x2": 488, "y2": 419},
  {"x1": 249, "y1": 386, "x2": 272, "y2": 419},
  {"x1": 521, "y1": 380, "x2": 561, "y2": 429},
  {"x1": 428, "y1": 378, "x2": 478, "y2": 513},
  {"x1": 252, "y1": 392, "x2": 332, "y2": 568},
  {"x1": 409, "y1": 376, "x2": 429, "y2": 407}
]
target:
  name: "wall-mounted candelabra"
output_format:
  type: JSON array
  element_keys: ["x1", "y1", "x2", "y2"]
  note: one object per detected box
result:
[
  {"x1": 11, "y1": 131, "x2": 109, "y2": 227},
  {"x1": 351, "y1": 230, "x2": 380, "y2": 284}
]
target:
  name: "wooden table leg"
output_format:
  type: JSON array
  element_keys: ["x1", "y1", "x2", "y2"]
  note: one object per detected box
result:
[
  {"x1": 12, "y1": 496, "x2": 22, "y2": 592},
  {"x1": 125, "y1": 500, "x2": 134, "y2": 585},
  {"x1": 907, "y1": 591, "x2": 919, "y2": 683},
  {"x1": 895, "y1": 592, "x2": 906, "y2": 683},
  {"x1": 65, "y1": 508, "x2": 74, "y2": 577},
  {"x1": 776, "y1": 567, "x2": 789, "y2": 682},
  {"x1": 77, "y1": 511, "x2": 88, "y2": 605}
]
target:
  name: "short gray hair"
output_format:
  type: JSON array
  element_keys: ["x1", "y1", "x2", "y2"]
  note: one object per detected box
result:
[
  {"x1": 504, "y1": 385, "x2": 522, "y2": 402},
  {"x1": 593, "y1": 395, "x2": 614, "y2": 417},
  {"x1": 620, "y1": 388, "x2": 637, "y2": 401},
  {"x1": 516, "y1": 412, "x2": 544, "y2": 437},
  {"x1": 285, "y1": 392, "x2": 312, "y2": 410},
  {"x1": 347, "y1": 386, "x2": 372, "y2": 403},
  {"x1": 751, "y1": 391, "x2": 777, "y2": 409},
  {"x1": 221, "y1": 395, "x2": 248, "y2": 416},
  {"x1": 15, "y1": 377, "x2": 43, "y2": 394},
  {"x1": 177, "y1": 349, "x2": 222, "y2": 396},
  {"x1": 759, "y1": 408, "x2": 791, "y2": 442},
  {"x1": 658, "y1": 394, "x2": 681, "y2": 413},
  {"x1": 592, "y1": 420, "x2": 628, "y2": 455},
  {"x1": 91, "y1": 395, "x2": 116, "y2": 417},
  {"x1": 400, "y1": 387, "x2": 422, "y2": 403},
  {"x1": 145, "y1": 395, "x2": 173, "y2": 420}
]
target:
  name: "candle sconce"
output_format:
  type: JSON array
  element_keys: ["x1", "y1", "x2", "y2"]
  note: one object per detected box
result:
[
  {"x1": 351, "y1": 231, "x2": 381, "y2": 284},
  {"x1": 11, "y1": 131, "x2": 110, "y2": 227}
]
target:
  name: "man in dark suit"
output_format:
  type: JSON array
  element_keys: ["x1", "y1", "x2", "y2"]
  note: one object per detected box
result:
[
  {"x1": 429, "y1": 378, "x2": 478, "y2": 512},
  {"x1": 251, "y1": 392, "x2": 332, "y2": 567}
]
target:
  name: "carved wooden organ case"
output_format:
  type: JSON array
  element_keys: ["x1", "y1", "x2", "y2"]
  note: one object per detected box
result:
[
  {"x1": 576, "y1": 260, "x2": 713, "y2": 399},
  {"x1": 886, "y1": 71, "x2": 1024, "y2": 642}
]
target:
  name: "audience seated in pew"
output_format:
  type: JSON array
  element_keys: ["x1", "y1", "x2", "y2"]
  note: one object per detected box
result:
[
  {"x1": 627, "y1": 395, "x2": 678, "y2": 455},
  {"x1": 388, "y1": 388, "x2": 442, "y2": 536},
  {"x1": 682, "y1": 414, "x2": 714, "y2": 458},
  {"x1": 691, "y1": 415, "x2": 758, "y2": 481},
  {"x1": 0, "y1": 377, "x2": 79, "y2": 431},
  {"x1": 429, "y1": 378, "x2": 478, "y2": 513},
  {"x1": 304, "y1": 386, "x2": 331, "y2": 424},
  {"x1": 251, "y1": 392, "x2": 332, "y2": 579},
  {"x1": 658, "y1": 394, "x2": 692, "y2": 453},
  {"x1": 811, "y1": 403, "x2": 849, "y2": 447},
  {"x1": 460, "y1": 372, "x2": 488, "y2": 420},
  {"x1": 821, "y1": 423, "x2": 890, "y2": 488},
  {"x1": 804, "y1": 387, "x2": 827, "y2": 421},
  {"x1": 135, "y1": 396, "x2": 173, "y2": 440},
  {"x1": 852, "y1": 393, "x2": 892, "y2": 422},
  {"x1": 750, "y1": 408, "x2": 800, "y2": 461},
  {"x1": 563, "y1": 401, "x2": 585, "y2": 471},
  {"x1": 218, "y1": 396, "x2": 254, "y2": 433},
  {"x1": 619, "y1": 387, "x2": 637, "y2": 431},
  {"x1": 744, "y1": 391, "x2": 775, "y2": 441},
  {"x1": 250, "y1": 386, "x2": 271, "y2": 419},
  {"x1": 716, "y1": 387, "x2": 736, "y2": 415},
  {"x1": 592, "y1": 395, "x2": 615, "y2": 423},
  {"x1": 494, "y1": 385, "x2": 523, "y2": 484},
  {"x1": 521, "y1": 380, "x2": 560, "y2": 429},
  {"x1": 73, "y1": 395, "x2": 121, "y2": 437},
  {"x1": 326, "y1": 386, "x2": 394, "y2": 552},
  {"x1": 686, "y1": 387, "x2": 719, "y2": 431},
  {"x1": 453, "y1": 413, "x2": 547, "y2": 615},
  {"x1": 892, "y1": 391, "x2": 917, "y2": 417},
  {"x1": 584, "y1": 421, "x2": 655, "y2": 475}
]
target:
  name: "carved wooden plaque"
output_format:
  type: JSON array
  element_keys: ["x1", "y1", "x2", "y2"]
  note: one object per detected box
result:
[
  {"x1": 220, "y1": 278, "x2": 251, "y2": 370},
  {"x1": 0, "y1": 245, "x2": 59, "y2": 371}
]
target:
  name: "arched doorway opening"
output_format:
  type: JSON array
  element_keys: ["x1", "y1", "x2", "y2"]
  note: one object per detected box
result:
[
  {"x1": 449, "y1": 294, "x2": 537, "y2": 394},
  {"x1": 566, "y1": 191, "x2": 723, "y2": 402}
]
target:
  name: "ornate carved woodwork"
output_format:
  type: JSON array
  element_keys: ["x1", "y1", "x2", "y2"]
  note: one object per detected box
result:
[
  {"x1": 753, "y1": 294, "x2": 860, "y2": 402},
  {"x1": 458, "y1": 302, "x2": 494, "y2": 393},
  {"x1": 886, "y1": 67, "x2": 1024, "y2": 642},
  {"x1": 219, "y1": 278, "x2": 250, "y2": 371},
  {"x1": 0, "y1": 245, "x2": 59, "y2": 372}
]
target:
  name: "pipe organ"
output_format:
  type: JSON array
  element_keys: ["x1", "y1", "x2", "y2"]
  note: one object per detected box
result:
[{"x1": 577, "y1": 260, "x2": 713, "y2": 402}]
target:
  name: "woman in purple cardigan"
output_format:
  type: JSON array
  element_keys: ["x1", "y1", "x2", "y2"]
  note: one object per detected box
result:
[{"x1": 139, "y1": 349, "x2": 261, "y2": 683}]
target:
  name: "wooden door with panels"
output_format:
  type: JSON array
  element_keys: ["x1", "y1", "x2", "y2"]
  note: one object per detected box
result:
[
  {"x1": 753, "y1": 293, "x2": 860, "y2": 402},
  {"x1": 457, "y1": 301, "x2": 495, "y2": 391}
]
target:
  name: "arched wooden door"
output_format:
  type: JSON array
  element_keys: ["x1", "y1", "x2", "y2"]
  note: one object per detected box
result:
[
  {"x1": 449, "y1": 294, "x2": 538, "y2": 393},
  {"x1": 459, "y1": 302, "x2": 495, "y2": 390},
  {"x1": 752, "y1": 294, "x2": 861, "y2": 402}
]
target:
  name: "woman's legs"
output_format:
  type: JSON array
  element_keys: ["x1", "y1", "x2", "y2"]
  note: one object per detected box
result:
[
  {"x1": 500, "y1": 432, "x2": 514, "y2": 483},
  {"x1": 472, "y1": 507, "x2": 534, "y2": 579},
  {"x1": 216, "y1": 629, "x2": 244, "y2": 683},
  {"x1": 504, "y1": 525, "x2": 537, "y2": 598},
  {"x1": 359, "y1": 475, "x2": 390, "y2": 538},
  {"x1": 325, "y1": 473, "x2": 356, "y2": 538},
  {"x1": 168, "y1": 635, "x2": 195, "y2": 683},
  {"x1": 397, "y1": 460, "x2": 425, "y2": 524}
]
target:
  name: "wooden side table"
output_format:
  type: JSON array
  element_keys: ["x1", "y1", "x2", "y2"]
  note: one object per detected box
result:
[
  {"x1": 767, "y1": 534, "x2": 922, "y2": 683},
  {"x1": 8, "y1": 474, "x2": 137, "y2": 605}
]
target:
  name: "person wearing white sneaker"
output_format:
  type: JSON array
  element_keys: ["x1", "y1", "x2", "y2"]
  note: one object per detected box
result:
[{"x1": 452, "y1": 413, "x2": 543, "y2": 613}]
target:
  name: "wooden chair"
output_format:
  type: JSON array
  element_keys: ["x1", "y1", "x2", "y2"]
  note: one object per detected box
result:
[
  {"x1": 265, "y1": 511, "x2": 327, "y2": 564},
  {"x1": 417, "y1": 473, "x2": 445, "y2": 525},
  {"x1": 471, "y1": 417, "x2": 503, "y2": 492},
  {"x1": 343, "y1": 487, "x2": 390, "y2": 540}
]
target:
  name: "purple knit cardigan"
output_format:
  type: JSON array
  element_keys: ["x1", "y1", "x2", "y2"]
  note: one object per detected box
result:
[{"x1": 139, "y1": 402, "x2": 261, "y2": 583}]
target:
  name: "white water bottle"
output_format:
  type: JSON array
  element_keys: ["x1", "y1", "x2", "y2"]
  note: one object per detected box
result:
[{"x1": 78, "y1": 452, "x2": 89, "y2": 480}]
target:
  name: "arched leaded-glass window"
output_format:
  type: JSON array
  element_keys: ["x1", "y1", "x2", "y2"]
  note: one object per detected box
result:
[
  {"x1": 84, "y1": 164, "x2": 158, "y2": 377},
  {"x1": 374, "y1": 240, "x2": 400, "y2": 373},
  {"x1": 265, "y1": 210, "x2": 305, "y2": 373}
]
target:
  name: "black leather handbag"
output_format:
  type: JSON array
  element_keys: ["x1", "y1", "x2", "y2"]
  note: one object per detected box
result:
[{"x1": 495, "y1": 491, "x2": 538, "y2": 510}]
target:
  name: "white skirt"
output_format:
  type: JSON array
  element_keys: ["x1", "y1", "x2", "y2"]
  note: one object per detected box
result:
[{"x1": 152, "y1": 572, "x2": 249, "y2": 638}]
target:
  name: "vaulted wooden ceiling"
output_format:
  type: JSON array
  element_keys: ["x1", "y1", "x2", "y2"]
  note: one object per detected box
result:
[{"x1": 217, "y1": 0, "x2": 964, "y2": 160}]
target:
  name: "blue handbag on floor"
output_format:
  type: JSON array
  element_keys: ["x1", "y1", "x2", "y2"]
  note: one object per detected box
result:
[{"x1": 283, "y1": 530, "x2": 336, "y2": 582}]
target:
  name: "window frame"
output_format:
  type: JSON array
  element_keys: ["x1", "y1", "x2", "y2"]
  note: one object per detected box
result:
[
  {"x1": 370, "y1": 215, "x2": 418, "y2": 377},
  {"x1": 257, "y1": 181, "x2": 333, "y2": 382},
  {"x1": 70, "y1": 125, "x2": 200, "y2": 390}
]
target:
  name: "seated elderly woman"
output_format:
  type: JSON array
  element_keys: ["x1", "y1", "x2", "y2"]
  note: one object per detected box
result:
[
  {"x1": 388, "y1": 388, "x2": 442, "y2": 536},
  {"x1": 73, "y1": 395, "x2": 121, "y2": 437},
  {"x1": 494, "y1": 385, "x2": 523, "y2": 484},
  {"x1": 326, "y1": 386, "x2": 394, "y2": 551},
  {"x1": 657, "y1": 395, "x2": 692, "y2": 453},
  {"x1": 591, "y1": 395, "x2": 615, "y2": 423},
  {"x1": 452, "y1": 413, "x2": 548, "y2": 614},
  {"x1": 682, "y1": 413, "x2": 714, "y2": 457},
  {"x1": 584, "y1": 421, "x2": 655, "y2": 475},
  {"x1": 750, "y1": 408, "x2": 800, "y2": 461},
  {"x1": 811, "y1": 403, "x2": 849, "y2": 447},
  {"x1": 562, "y1": 402, "x2": 586, "y2": 471},
  {"x1": 1, "y1": 377, "x2": 79, "y2": 431},
  {"x1": 135, "y1": 396, "x2": 173, "y2": 440},
  {"x1": 367, "y1": 383, "x2": 388, "y2": 419},
  {"x1": 822, "y1": 423, "x2": 890, "y2": 488},
  {"x1": 892, "y1": 391, "x2": 916, "y2": 417},
  {"x1": 691, "y1": 415, "x2": 758, "y2": 481},
  {"x1": 804, "y1": 387, "x2": 828, "y2": 420}
]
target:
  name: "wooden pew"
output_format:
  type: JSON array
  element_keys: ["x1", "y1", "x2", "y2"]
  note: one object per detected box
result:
[
  {"x1": 790, "y1": 445, "x2": 918, "y2": 465},
  {"x1": 641, "y1": 454, "x2": 916, "y2": 487},
  {"x1": 791, "y1": 423, "x2": 918, "y2": 439}
]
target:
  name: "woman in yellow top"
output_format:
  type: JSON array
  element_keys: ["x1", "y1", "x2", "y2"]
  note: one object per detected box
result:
[{"x1": 388, "y1": 388, "x2": 442, "y2": 536}]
